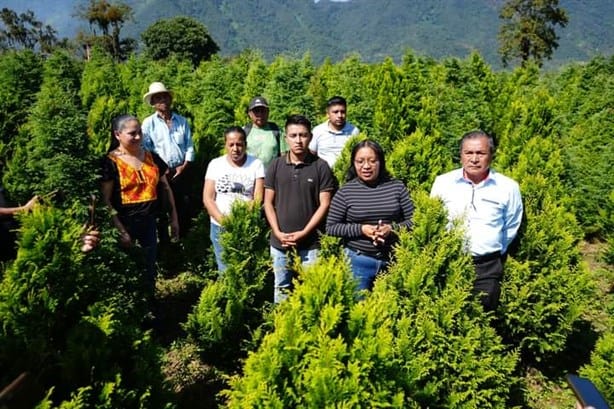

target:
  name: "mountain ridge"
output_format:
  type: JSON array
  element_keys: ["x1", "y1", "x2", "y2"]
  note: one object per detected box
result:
[{"x1": 3, "y1": 0, "x2": 613, "y2": 68}]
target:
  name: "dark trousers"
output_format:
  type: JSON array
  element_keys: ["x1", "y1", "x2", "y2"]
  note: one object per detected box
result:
[
  {"x1": 472, "y1": 251, "x2": 503, "y2": 312},
  {"x1": 121, "y1": 214, "x2": 158, "y2": 294},
  {"x1": 158, "y1": 168, "x2": 193, "y2": 241}
]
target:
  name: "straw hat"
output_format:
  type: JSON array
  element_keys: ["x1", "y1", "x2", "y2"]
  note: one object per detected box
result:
[{"x1": 143, "y1": 82, "x2": 172, "y2": 105}]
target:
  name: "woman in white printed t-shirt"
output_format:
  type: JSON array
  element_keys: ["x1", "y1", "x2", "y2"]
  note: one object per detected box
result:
[{"x1": 203, "y1": 126, "x2": 265, "y2": 272}]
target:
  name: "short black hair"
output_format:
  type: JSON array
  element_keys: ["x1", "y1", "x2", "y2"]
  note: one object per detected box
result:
[
  {"x1": 327, "y1": 96, "x2": 347, "y2": 108},
  {"x1": 285, "y1": 114, "x2": 312, "y2": 132}
]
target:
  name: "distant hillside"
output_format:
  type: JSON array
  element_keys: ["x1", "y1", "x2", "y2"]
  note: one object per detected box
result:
[{"x1": 3, "y1": 0, "x2": 614, "y2": 68}]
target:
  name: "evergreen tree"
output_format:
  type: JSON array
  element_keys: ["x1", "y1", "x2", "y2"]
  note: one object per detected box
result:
[
  {"x1": 80, "y1": 47, "x2": 129, "y2": 156},
  {"x1": 233, "y1": 50, "x2": 269, "y2": 124},
  {"x1": 0, "y1": 203, "x2": 170, "y2": 407},
  {"x1": 3, "y1": 51, "x2": 94, "y2": 206},
  {"x1": 4, "y1": 52, "x2": 98, "y2": 205},
  {"x1": 184, "y1": 201, "x2": 270, "y2": 369},
  {"x1": 498, "y1": 0, "x2": 569, "y2": 67},
  {"x1": 227, "y1": 193, "x2": 517, "y2": 408},
  {"x1": 264, "y1": 54, "x2": 316, "y2": 125},
  {"x1": 580, "y1": 331, "x2": 614, "y2": 404},
  {"x1": 0, "y1": 49, "x2": 43, "y2": 168}
]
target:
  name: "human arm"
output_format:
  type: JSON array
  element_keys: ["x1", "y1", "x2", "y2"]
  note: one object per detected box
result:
[
  {"x1": 0, "y1": 195, "x2": 38, "y2": 216},
  {"x1": 174, "y1": 118, "x2": 195, "y2": 179},
  {"x1": 326, "y1": 189, "x2": 361, "y2": 238},
  {"x1": 253, "y1": 178, "x2": 264, "y2": 204},
  {"x1": 283, "y1": 190, "x2": 333, "y2": 246},
  {"x1": 263, "y1": 187, "x2": 288, "y2": 245},
  {"x1": 308, "y1": 132, "x2": 318, "y2": 157},
  {"x1": 370, "y1": 183, "x2": 414, "y2": 243},
  {"x1": 160, "y1": 173, "x2": 179, "y2": 239},
  {"x1": 326, "y1": 192, "x2": 386, "y2": 245},
  {"x1": 203, "y1": 178, "x2": 224, "y2": 224},
  {"x1": 502, "y1": 183, "x2": 523, "y2": 254},
  {"x1": 252, "y1": 158, "x2": 265, "y2": 204}
]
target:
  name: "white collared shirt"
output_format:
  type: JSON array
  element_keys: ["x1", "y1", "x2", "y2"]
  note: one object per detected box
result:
[
  {"x1": 430, "y1": 168, "x2": 523, "y2": 256},
  {"x1": 309, "y1": 121, "x2": 359, "y2": 168}
]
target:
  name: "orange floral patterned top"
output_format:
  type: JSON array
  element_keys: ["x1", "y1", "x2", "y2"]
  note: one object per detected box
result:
[{"x1": 101, "y1": 150, "x2": 168, "y2": 218}]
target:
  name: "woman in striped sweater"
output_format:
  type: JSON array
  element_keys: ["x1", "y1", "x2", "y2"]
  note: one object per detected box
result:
[{"x1": 326, "y1": 140, "x2": 414, "y2": 291}]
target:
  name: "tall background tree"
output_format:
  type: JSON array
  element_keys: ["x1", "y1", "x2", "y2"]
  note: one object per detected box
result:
[
  {"x1": 75, "y1": 0, "x2": 135, "y2": 61},
  {"x1": 498, "y1": 0, "x2": 569, "y2": 67},
  {"x1": 0, "y1": 8, "x2": 58, "y2": 54},
  {"x1": 141, "y1": 16, "x2": 220, "y2": 67}
]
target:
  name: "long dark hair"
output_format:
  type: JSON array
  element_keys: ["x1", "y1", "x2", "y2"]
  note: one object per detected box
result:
[
  {"x1": 107, "y1": 114, "x2": 139, "y2": 153},
  {"x1": 345, "y1": 140, "x2": 391, "y2": 183}
]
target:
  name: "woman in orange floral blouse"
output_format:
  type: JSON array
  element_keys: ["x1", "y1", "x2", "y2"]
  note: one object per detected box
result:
[{"x1": 101, "y1": 114, "x2": 178, "y2": 290}]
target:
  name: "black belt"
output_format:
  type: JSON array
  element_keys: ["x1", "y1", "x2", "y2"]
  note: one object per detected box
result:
[{"x1": 472, "y1": 251, "x2": 501, "y2": 264}]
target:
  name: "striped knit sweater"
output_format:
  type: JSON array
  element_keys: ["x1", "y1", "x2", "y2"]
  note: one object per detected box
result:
[{"x1": 326, "y1": 177, "x2": 414, "y2": 259}]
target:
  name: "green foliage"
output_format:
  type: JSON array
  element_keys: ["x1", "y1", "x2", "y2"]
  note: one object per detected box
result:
[
  {"x1": 580, "y1": 331, "x2": 614, "y2": 405},
  {"x1": 264, "y1": 54, "x2": 316, "y2": 125},
  {"x1": 141, "y1": 16, "x2": 219, "y2": 67},
  {"x1": 309, "y1": 54, "x2": 373, "y2": 134},
  {"x1": 604, "y1": 235, "x2": 614, "y2": 266},
  {"x1": 368, "y1": 58, "x2": 410, "y2": 150},
  {"x1": 0, "y1": 202, "x2": 169, "y2": 406},
  {"x1": 34, "y1": 373, "x2": 165, "y2": 409},
  {"x1": 382, "y1": 192, "x2": 518, "y2": 408},
  {"x1": 551, "y1": 57, "x2": 614, "y2": 238},
  {"x1": 387, "y1": 129, "x2": 454, "y2": 192},
  {"x1": 227, "y1": 193, "x2": 517, "y2": 408},
  {"x1": 0, "y1": 8, "x2": 58, "y2": 54},
  {"x1": 498, "y1": 0, "x2": 569, "y2": 67},
  {"x1": 498, "y1": 151, "x2": 593, "y2": 361},
  {"x1": 76, "y1": 0, "x2": 136, "y2": 61},
  {"x1": 2, "y1": 51, "x2": 94, "y2": 205},
  {"x1": 183, "y1": 201, "x2": 270, "y2": 368},
  {"x1": 562, "y1": 111, "x2": 614, "y2": 237},
  {"x1": 0, "y1": 49, "x2": 42, "y2": 166},
  {"x1": 0, "y1": 45, "x2": 610, "y2": 408}
]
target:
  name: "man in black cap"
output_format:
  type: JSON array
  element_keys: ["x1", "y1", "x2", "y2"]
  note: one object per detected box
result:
[{"x1": 244, "y1": 96, "x2": 286, "y2": 169}]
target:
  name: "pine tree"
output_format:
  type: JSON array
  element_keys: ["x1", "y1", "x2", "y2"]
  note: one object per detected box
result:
[
  {"x1": 498, "y1": 0, "x2": 569, "y2": 67},
  {"x1": 3, "y1": 50, "x2": 95, "y2": 205}
]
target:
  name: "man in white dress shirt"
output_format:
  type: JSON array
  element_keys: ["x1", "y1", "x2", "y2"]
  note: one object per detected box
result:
[{"x1": 430, "y1": 130, "x2": 523, "y2": 311}]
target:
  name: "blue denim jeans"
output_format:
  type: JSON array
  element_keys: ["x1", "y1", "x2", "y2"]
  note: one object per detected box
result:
[
  {"x1": 345, "y1": 247, "x2": 387, "y2": 292},
  {"x1": 210, "y1": 222, "x2": 226, "y2": 272},
  {"x1": 271, "y1": 246, "x2": 319, "y2": 303}
]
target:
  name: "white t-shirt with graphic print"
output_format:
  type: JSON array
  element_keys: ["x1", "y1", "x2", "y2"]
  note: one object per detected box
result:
[{"x1": 204, "y1": 154, "x2": 265, "y2": 226}]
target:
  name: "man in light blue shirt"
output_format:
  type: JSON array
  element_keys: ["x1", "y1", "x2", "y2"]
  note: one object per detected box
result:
[
  {"x1": 142, "y1": 82, "x2": 195, "y2": 240},
  {"x1": 430, "y1": 130, "x2": 523, "y2": 311}
]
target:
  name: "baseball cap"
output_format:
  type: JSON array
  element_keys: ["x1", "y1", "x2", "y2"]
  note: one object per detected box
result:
[{"x1": 248, "y1": 96, "x2": 269, "y2": 111}]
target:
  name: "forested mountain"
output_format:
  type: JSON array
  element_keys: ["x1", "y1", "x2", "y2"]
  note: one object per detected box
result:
[{"x1": 3, "y1": 0, "x2": 614, "y2": 68}]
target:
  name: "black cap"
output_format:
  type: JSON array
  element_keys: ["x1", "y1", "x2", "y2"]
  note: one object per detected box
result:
[{"x1": 248, "y1": 96, "x2": 269, "y2": 111}]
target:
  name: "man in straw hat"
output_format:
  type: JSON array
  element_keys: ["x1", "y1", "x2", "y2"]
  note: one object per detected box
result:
[{"x1": 142, "y1": 82, "x2": 195, "y2": 241}]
